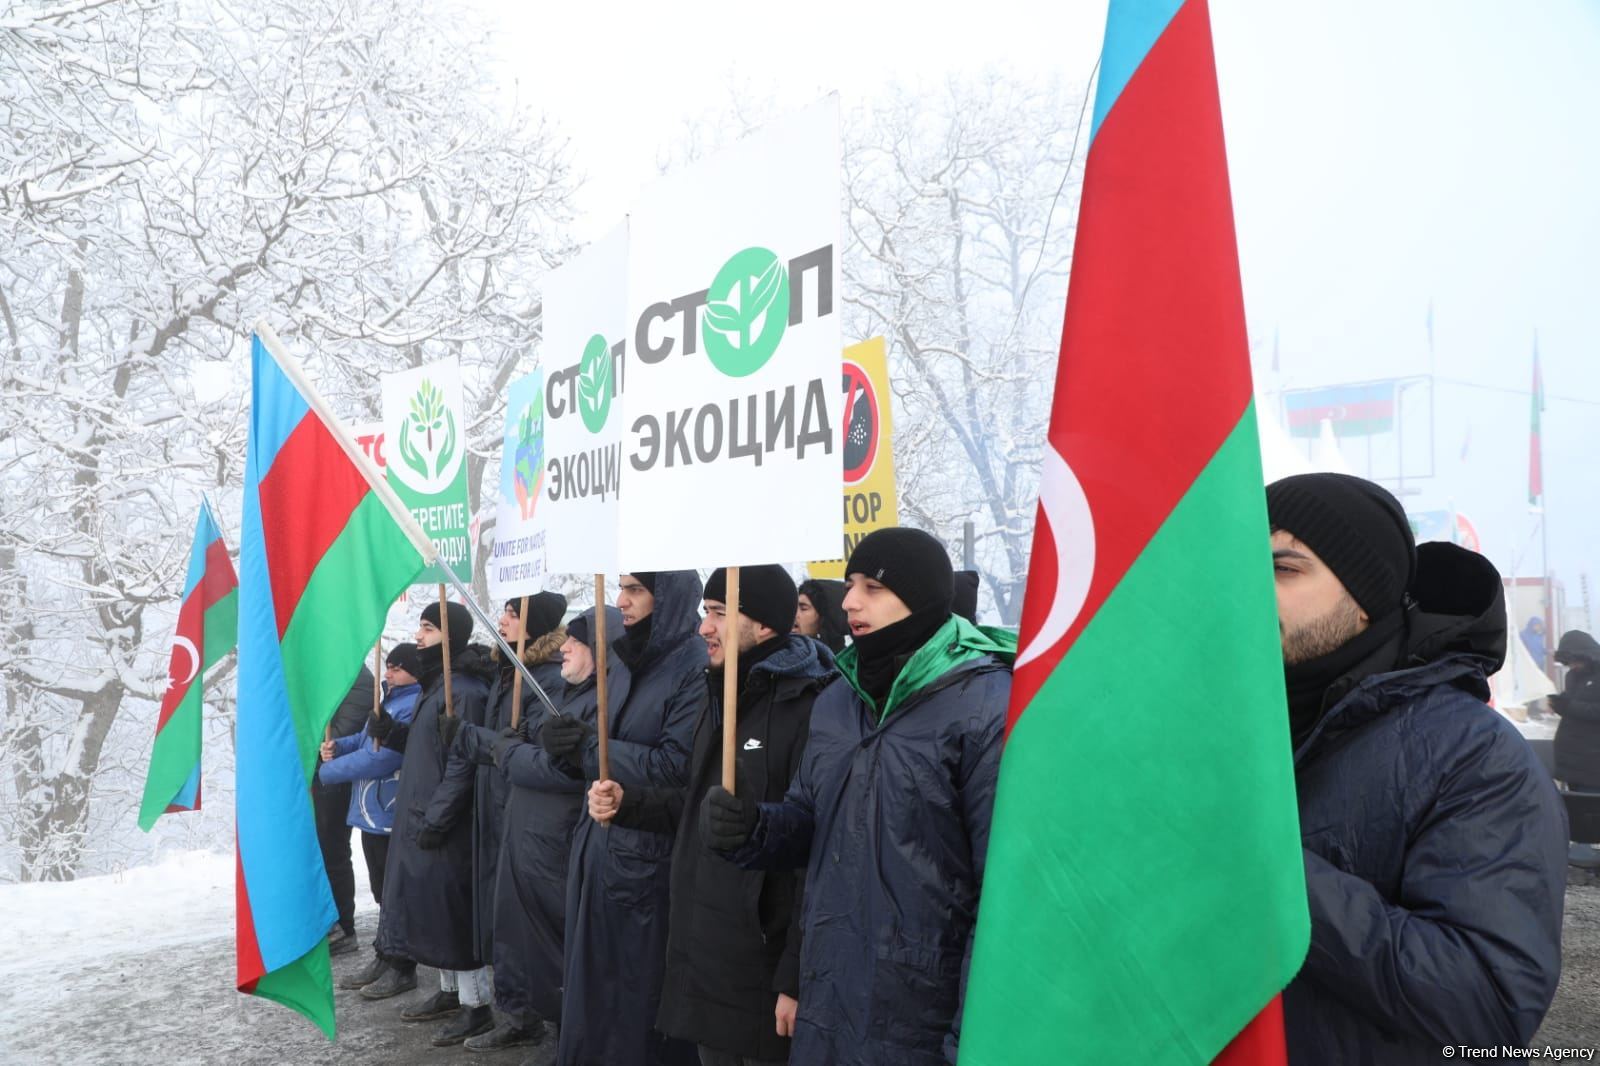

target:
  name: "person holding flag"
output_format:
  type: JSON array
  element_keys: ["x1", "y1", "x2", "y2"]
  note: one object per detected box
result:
[
  {"x1": 588, "y1": 564, "x2": 835, "y2": 1066},
  {"x1": 703, "y1": 528, "x2": 1015, "y2": 1065},
  {"x1": 1267, "y1": 473, "x2": 1565, "y2": 1059},
  {"x1": 364, "y1": 601, "x2": 496, "y2": 1047},
  {"x1": 319, "y1": 642, "x2": 422, "y2": 993}
]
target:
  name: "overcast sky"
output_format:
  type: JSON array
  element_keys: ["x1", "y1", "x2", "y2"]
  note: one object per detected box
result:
[{"x1": 481, "y1": 0, "x2": 1600, "y2": 626}]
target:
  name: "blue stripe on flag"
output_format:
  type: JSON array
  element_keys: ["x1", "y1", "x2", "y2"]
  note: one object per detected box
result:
[{"x1": 1090, "y1": 0, "x2": 1186, "y2": 145}]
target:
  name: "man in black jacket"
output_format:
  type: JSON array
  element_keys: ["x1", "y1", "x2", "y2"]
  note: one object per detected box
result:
[
  {"x1": 589, "y1": 565, "x2": 834, "y2": 1066},
  {"x1": 313, "y1": 664, "x2": 376, "y2": 956},
  {"x1": 1553, "y1": 629, "x2": 1600, "y2": 790},
  {"x1": 1267, "y1": 473, "x2": 1566, "y2": 1062}
]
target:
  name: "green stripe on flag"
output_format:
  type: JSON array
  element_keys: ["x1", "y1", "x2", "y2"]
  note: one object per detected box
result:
[
  {"x1": 251, "y1": 937, "x2": 336, "y2": 1039},
  {"x1": 279, "y1": 492, "x2": 423, "y2": 779},
  {"x1": 963, "y1": 407, "x2": 1308, "y2": 1063},
  {"x1": 137, "y1": 688, "x2": 204, "y2": 831},
  {"x1": 204, "y1": 587, "x2": 238, "y2": 669}
]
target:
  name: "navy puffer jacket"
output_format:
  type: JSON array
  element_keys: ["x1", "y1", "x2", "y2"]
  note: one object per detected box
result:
[{"x1": 1284, "y1": 542, "x2": 1567, "y2": 1063}]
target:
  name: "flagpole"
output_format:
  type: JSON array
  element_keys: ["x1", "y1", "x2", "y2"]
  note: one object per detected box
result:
[
  {"x1": 594, "y1": 574, "x2": 611, "y2": 783},
  {"x1": 253, "y1": 320, "x2": 562, "y2": 720},
  {"x1": 722, "y1": 566, "x2": 741, "y2": 792}
]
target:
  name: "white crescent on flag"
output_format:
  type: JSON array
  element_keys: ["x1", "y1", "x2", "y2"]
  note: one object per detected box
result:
[
  {"x1": 1016, "y1": 445, "x2": 1096, "y2": 669},
  {"x1": 169, "y1": 636, "x2": 200, "y2": 687}
]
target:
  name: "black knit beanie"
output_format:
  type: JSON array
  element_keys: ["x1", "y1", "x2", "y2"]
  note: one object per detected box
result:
[
  {"x1": 1265, "y1": 473, "x2": 1416, "y2": 621},
  {"x1": 420, "y1": 600, "x2": 473, "y2": 654},
  {"x1": 845, "y1": 528, "x2": 954, "y2": 616},
  {"x1": 507, "y1": 591, "x2": 568, "y2": 640},
  {"x1": 385, "y1": 642, "x2": 420, "y2": 677},
  {"x1": 704, "y1": 565, "x2": 799, "y2": 635}
]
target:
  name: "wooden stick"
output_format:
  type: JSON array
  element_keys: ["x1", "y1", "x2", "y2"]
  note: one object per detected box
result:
[
  {"x1": 438, "y1": 583, "x2": 455, "y2": 718},
  {"x1": 722, "y1": 566, "x2": 740, "y2": 793},
  {"x1": 594, "y1": 574, "x2": 610, "y2": 782},
  {"x1": 371, "y1": 640, "x2": 383, "y2": 752},
  {"x1": 510, "y1": 595, "x2": 529, "y2": 730}
]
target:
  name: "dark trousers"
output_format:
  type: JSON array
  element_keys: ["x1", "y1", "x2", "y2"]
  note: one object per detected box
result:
[
  {"x1": 360, "y1": 830, "x2": 389, "y2": 904},
  {"x1": 313, "y1": 779, "x2": 355, "y2": 934},
  {"x1": 698, "y1": 1047, "x2": 786, "y2": 1066}
]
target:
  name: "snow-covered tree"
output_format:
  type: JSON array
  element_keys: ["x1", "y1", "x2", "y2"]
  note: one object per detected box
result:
[{"x1": 0, "y1": 0, "x2": 575, "y2": 881}]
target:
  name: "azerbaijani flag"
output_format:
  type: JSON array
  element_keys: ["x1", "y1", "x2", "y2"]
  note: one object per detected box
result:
[
  {"x1": 137, "y1": 498, "x2": 237, "y2": 831},
  {"x1": 961, "y1": 2, "x2": 1308, "y2": 1063},
  {"x1": 238, "y1": 330, "x2": 427, "y2": 1036}
]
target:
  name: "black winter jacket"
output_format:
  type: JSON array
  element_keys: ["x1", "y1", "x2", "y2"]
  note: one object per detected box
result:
[
  {"x1": 1283, "y1": 542, "x2": 1567, "y2": 1063},
  {"x1": 1552, "y1": 630, "x2": 1600, "y2": 787},
  {"x1": 617, "y1": 634, "x2": 835, "y2": 1061},
  {"x1": 373, "y1": 643, "x2": 494, "y2": 970}
]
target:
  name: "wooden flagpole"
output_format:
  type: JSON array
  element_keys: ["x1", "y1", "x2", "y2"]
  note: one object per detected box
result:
[
  {"x1": 594, "y1": 574, "x2": 610, "y2": 782},
  {"x1": 438, "y1": 583, "x2": 455, "y2": 718},
  {"x1": 721, "y1": 566, "x2": 740, "y2": 792},
  {"x1": 509, "y1": 595, "x2": 529, "y2": 730}
]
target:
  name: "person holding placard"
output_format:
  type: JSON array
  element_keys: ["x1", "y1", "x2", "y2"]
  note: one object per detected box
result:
[
  {"x1": 548, "y1": 571, "x2": 706, "y2": 1066},
  {"x1": 702, "y1": 528, "x2": 1016, "y2": 1065},
  {"x1": 483, "y1": 605, "x2": 624, "y2": 1054},
  {"x1": 365, "y1": 601, "x2": 497, "y2": 1047},
  {"x1": 437, "y1": 592, "x2": 567, "y2": 1052},
  {"x1": 587, "y1": 564, "x2": 835, "y2": 1066}
]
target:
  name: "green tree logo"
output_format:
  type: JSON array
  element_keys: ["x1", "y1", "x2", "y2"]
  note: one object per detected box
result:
[
  {"x1": 701, "y1": 246, "x2": 789, "y2": 377},
  {"x1": 577, "y1": 333, "x2": 612, "y2": 433},
  {"x1": 398, "y1": 378, "x2": 458, "y2": 484},
  {"x1": 513, "y1": 392, "x2": 545, "y2": 520}
]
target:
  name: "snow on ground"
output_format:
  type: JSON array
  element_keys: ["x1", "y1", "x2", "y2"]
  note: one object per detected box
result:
[{"x1": 0, "y1": 847, "x2": 1592, "y2": 1062}]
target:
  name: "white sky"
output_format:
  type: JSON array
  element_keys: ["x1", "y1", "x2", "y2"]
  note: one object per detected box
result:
[{"x1": 478, "y1": 0, "x2": 1600, "y2": 622}]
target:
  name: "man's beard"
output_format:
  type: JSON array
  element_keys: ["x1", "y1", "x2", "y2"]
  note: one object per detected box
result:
[{"x1": 1282, "y1": 596, "x2": 1364, "y2": 665}]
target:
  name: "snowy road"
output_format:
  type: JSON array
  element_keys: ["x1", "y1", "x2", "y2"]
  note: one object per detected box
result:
[{"x1": 1, "y1": 850, "x2": 1596, "y2": 1063}]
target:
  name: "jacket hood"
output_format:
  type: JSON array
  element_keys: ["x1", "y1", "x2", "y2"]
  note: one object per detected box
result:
[
  {"x1": 1556, "y1": 629, "x2": 1600, "y2": 666},
  {"x1": 749, "y1": 632, "x2": 836, "y2": 683},
  {"x1": 618, "y1": 569, "x2": 704, "y2": 672},
  {"x1": 495, "y1": 626, "x2": 567, "y2": 669},
  {"x1": 1400, "y1": 541, "x2": 1506, "y2": 680},
  {"x1": 448, "y1": 643, "x2": 497, "y2": 685},
  {"x1": 837, "y1": 615, "x2": 1016, "y2": 720}
]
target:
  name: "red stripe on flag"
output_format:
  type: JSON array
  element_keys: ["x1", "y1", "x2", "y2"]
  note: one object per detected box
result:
[
  {"x1": 199, "y1": 538, "x2": 239, "y2": 609},
  {"x1": 258, "y1": 413, "x2": 370, "y2": 640},
  {"x1": 1012, "y1": 0, "x2": 1252, "y2": 718},
  {"x1": 154, "y1": 591, "x2": 206, "y2": 733},
  {"x1": 1213, "y1": 996, "x2": 1289, "y2": 1066},
  {"x1": 236, "y1": 846, "x2": 266, "y2": 991}
]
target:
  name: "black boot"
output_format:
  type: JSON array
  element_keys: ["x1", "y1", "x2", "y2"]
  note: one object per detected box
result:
[
  {"x1": 432, "y1": 1004, "x2": 494, "y2": 1047},
  {"x1": 464, "y1": 1016, "x2": 545, "y2": 1052},
  {"x1": 358, "y1": 962, "x2": 417, "y2": 1000},
  {"x1": 339, "y1": 953, "x2": 388, "y2": 990},
  {"x1": 400, "y1": 988, "x2": 460, "y2": 1021},
  {"x1": 327, "y1": 927, "x2": 358, "y2": 958}
]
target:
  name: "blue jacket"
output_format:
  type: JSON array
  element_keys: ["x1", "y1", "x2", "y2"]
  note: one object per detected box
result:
[
  {"x1": 317, "y1": 681, "x2": 420, "y2": 834},
  {"x1": 1284, "y1": 543, "x2": 1567, "y2": 1063}
]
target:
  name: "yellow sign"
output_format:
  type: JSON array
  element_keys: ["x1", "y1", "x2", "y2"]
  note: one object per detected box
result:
[{"x1": 810, "y1": 337, "x2": 898, "y2": 579}]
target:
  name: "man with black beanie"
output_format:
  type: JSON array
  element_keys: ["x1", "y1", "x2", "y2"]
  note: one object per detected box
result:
[
  {"x1": 1265, "y1": 473, "x2": 1565, "y2": 1061},
  {"x1": 588, "y1": 564, "x2": 835, "y2": 1066},
  {"x1": 702, "y1": 528, "x2": 1016, "y2": 1065},
  {"x1": 440, "y1": 591, "x2": 567, "y2": 1052},
  {"x1": 366, "y1": 600, "x2": 499, "y2": 1046}
]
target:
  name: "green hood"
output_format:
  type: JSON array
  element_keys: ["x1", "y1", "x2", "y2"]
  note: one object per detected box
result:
[{"x1": 836, "y1": 615, "x2": 1017, "y2": 722}]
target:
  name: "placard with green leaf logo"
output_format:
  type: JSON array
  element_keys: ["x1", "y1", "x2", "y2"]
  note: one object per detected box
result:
[{"x1": 381, "y1": 358, "x2": 473, "y2": 584}]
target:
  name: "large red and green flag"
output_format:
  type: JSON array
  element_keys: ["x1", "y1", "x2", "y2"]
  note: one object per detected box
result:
[
  {"x1": 238, "y1": 328, "x2": 429, "y2": 1036},
  {"x1": 961, "y1": 1, "x2": 1308, "y2": 1063},
  {"x1": 1529, "y1": 336, "x2": 1543, "y2": 506},
  {"x1": 137, "y1": 498, "x2": 238, "y2": 831}
]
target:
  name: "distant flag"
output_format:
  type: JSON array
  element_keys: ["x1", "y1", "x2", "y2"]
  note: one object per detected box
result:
[
  {"x1": 237, "y1": 328, "x2": 431, "y2": 1036},
  {"x1": 1270, "y1": 326, "x2": 1280, "y2": 373},
  {"x1": 137, "y1": 498, "x2": 238, "y2": 831},
  {"x1": 1529, "y1": 335, "x2": 1544, "y2": 505},
  {"x1": 960, "y1": 1, "x2": 1308, "y2": 1064}
]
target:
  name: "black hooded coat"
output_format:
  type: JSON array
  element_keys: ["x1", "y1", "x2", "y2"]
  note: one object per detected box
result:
[
  {"x1": 555, "y1": 572, "x2": 707, "y2": 1066},
  {"x1": 441, "y1": 629, "x2": 567, "y2": 967},
  {"x1": 374, "y1": 643, "x2": 495, "y2": 971},
  {"x1": 1282, "y1": 542, "x2": 1567, "y2": 1063},
  {"x1": 1551, "y1": 629, "x2": 1600, "y2": 787}
]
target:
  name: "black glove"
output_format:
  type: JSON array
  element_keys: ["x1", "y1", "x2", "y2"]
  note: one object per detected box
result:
[
  {"x1": 416, "y1": 826, "x2": 447, "y2": 850},
  {"x1": 491, "y1": 735, "x2": 522, "y2": 769},
  {"x1": 369, "y1": 706, "x2": 395, "y2": 742},
  {"x1": 539, "y1": 714, "x2": 592, "y2": 762},
  {"x1": 438, "y1": 712, "x2": 462, "y2": 751},
  {"x1": 500, "y1": 725, "x2": 519, "y2": 738},
  {"x1": 700, "y1": 785, "x2": 759, "y2": 852}
]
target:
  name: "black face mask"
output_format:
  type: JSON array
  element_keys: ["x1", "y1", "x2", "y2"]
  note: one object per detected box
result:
[
  {"x1": 415, "y1": 642, "x2": 445, "y2": 688},
  {"x1": 615, "y1": 613, "x2": 654, "y2": 672},
  {"x1": 852, "y1": 606, "x2": 950, "y2": 708},
  {"x1": 1284, "y1": 609, "x2": 1405, "y2": 749}
]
